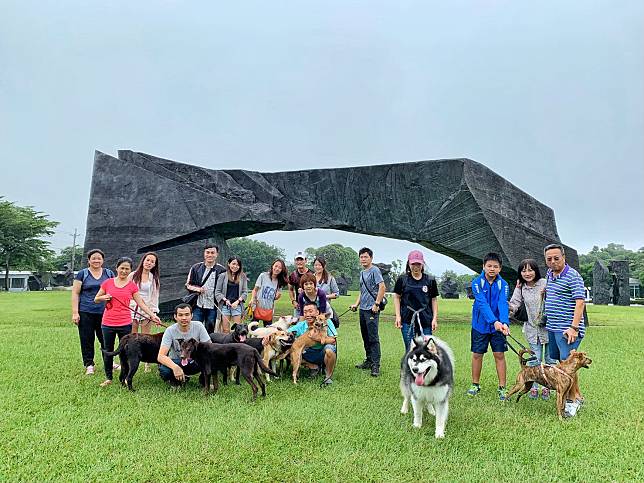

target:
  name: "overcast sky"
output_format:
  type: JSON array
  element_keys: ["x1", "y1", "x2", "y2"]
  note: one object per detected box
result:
[{"x1": 2, "y1": 1, "x2": 642, "y2": 274}]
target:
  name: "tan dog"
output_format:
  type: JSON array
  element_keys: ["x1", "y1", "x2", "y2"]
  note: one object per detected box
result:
[
  {"x1": 290, "y1": 315, "x2": 335, "y2": 384},
  {"x1": 506, "y1": 349, "x2": 592, "y2": 419},
  {"x1": 261, "y1": 329, "x2": 295, "y2": 382}
]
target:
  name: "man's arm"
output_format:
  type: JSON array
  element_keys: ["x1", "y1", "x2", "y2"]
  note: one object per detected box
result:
[{"x1": 157, "y1": 345, "x2": 185, "y2": 382}]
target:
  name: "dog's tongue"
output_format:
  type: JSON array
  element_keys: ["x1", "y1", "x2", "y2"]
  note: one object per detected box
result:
[
  {"x1": 180, "y1": 358, "x2": 189, "y2": 366},
  {"x1": 239, "y1": 335, "x2": 247, "y2": 342},
  {"x1": 415, "y1": 374, "x2": 425, "y2": 386}
]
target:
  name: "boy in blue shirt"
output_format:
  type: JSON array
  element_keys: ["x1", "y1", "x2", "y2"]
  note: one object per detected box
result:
[{"x1": 467, "y1": 252, "x2": 510, "y2": 401}]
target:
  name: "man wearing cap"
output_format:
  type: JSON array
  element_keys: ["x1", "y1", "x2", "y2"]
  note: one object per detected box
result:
[
  {"x1": 288, "y1": 251, "x2": 313, "y2": 315},
  {"x1": 393, "y1": 250, "x2": 439, "y2": 353}
]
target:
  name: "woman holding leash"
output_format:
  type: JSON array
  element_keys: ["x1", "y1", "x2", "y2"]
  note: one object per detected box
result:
[
  {"x1": 509, "y1": 258, "x2": 552, "y2": 400},
  {"x1": 393, "y1": 250, "x2": 439, "y2": 352},
  {"x1": 313, "y1": 256, "x2": 340, "y2": 327},
  {"x1": 94, "y1": 257, "x2": 161, "y2": 387},
  {"x1": 215, "y1": 256, "x2": 249, "y2": 333},
  {"x1": 250, "y1": 259, "x2": 288, "y2": 325},
  {"x1": 71, "y1": 249, "x2": 115, "y2": 376},
  {"x1": 127, "y1": 252, "x2": 160, "y2": 372}
]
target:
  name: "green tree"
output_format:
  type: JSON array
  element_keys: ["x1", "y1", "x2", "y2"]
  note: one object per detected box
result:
[
  {"x1": 578, "y1": 243, "x2": 644, "y2": 288},
  {"x1": 51, "y1": 246, "x2": 84, "y2": 271},
  {"x1": 0, "y1": 199, "x2": 58, "y2": 290},
  {"x1": 227, "y1": 238, "x2": 285, "y2": 283},
  {"x1": 305, "y1": 243, "x2": 360, "y2": 283},
  {"x1": 390, "y1": 259, "x2": 404, "y2": 279},
  {"x1": 457, "y1": 273, "x2": 476, "y2": 293}
]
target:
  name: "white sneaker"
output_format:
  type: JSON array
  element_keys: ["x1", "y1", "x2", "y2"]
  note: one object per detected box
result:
[
  {"x1": 564, "y1": 399, "x2": 579, "y2": 417},
  {"x1": 85, "y1": 365, "x2": 95, "y2": 375}
]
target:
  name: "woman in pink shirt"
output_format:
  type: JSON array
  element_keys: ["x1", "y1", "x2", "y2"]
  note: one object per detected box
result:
[{"x1": 94, "y1": 256, "x2": 161, "y2": 387}]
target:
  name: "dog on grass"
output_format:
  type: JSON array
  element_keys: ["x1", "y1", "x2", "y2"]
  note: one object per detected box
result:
[
  {"x1": 289, "y1": 315, "x2": 336, "y2": 384},
  {"x1": 400, "y1": 336, "x2": 455, "y2": 439},
  {"x1": 506, "y1": 349, "x2": 592, "y2": 419},
  {"x1": 101, "y1": 332, "x2": 164, "y2": 391},
  {"x1": 179, "y1": 339, "x2": 276, "y2": 399}
]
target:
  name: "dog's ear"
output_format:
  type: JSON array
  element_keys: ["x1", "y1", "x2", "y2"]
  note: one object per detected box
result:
[
  {"x1": 231, "y1": 323, "x2": 237, "y2": 331},
  {"x1": 425, "y1": 337, "x2": 438, "y2": 353}
]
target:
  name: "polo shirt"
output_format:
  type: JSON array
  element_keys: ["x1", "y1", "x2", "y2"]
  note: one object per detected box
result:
[{"x1": 544, "y1": 264, "x2": 586, "y2": 337}]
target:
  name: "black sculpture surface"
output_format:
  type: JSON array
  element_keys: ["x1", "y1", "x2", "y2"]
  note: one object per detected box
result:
[
  {"x1": 609, "y1": 260, "x2": 630, "y2": 306},
  {"x1": 84, "y1": 150, "x2": 579, "y2": 312},
  {"x1": 440, "y1": 277, "x2": 460, "y2": 299},
  {"x1": 592, "y1": 260, "x2": 611, "y2": 305}
]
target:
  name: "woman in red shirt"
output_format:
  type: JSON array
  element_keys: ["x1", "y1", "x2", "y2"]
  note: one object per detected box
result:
[{"x1": 94, "y1": 257, "x2": 161, "y2": 387}]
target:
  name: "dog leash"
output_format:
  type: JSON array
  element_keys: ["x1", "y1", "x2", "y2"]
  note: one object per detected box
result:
[
  {"x1": 504, "y1": 333, "x2": 538, "y2": 363},
  {"x1": 106, "y1": 295, "x2": 169, "y2": 328}
]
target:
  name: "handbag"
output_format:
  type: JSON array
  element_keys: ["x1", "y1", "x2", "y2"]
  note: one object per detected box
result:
[
  {"x1": 513, "y1": 286, "x2": 529, "y2": 322},
  {"x1": 253, "y1": 287, "x2": 278, "y2": 323},
  {"x1": 534, "y1": 289, "x2": 547, "y2": 328},
  {"x1": 181, "y1": 265, "x2": 215, "y2": 308},
  {"x1": 361, "y1": 272, "x2": 387, "y2": 311}
]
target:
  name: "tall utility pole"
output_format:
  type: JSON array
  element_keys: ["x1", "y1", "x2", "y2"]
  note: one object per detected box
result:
[{"x1": 70, "y1": 229, "x2": 78, "y2": 274}]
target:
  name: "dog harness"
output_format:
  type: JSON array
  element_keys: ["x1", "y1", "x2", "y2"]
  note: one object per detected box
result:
[
  {"x1": 406, "y1": 305, "x2": 430, "y2": 341},
  {"x1": 539, "y1": 363, "x2": 573, "y2": 388}
]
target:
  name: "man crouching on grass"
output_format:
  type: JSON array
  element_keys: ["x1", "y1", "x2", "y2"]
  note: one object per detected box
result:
[
  {"x1": 288, "y1": 302, "x2": 337, "y2": 386},
  {"x1": 157, "y1": 303, "x2": 211, "y2": 387}
]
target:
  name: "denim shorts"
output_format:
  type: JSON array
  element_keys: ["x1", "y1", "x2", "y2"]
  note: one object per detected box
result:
[
  {"x1": 303, "y1": 344, "x2": 336, "y2": 366},
  {"x1": 548, "y1": 330, "x2": 582, "y2": 361},
  {"x1": 220, "y1": 304, "x2": 243, "y2": 317},
  {"x1": 471, "y1": 328, "x2": 507, "y2": 354}
]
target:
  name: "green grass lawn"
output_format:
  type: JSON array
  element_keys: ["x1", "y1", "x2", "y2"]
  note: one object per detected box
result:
[{"x1": 1, "y1": 291, "x2": 643, "y2": 482}]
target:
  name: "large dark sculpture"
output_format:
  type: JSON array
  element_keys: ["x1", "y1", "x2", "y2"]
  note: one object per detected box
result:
[
  {"x1": 592, "y1": 260, "x2": 611, "y2": 305},
  {"x1": 84, "y1": 150, "x2": 579, "y2": 313},
  {"x1": 609, "y1": 260, "x2": 630, "y2": 306},
  {"x1": 336, "y1": 274, "x2": 350, "y2": 296},
  {"x1": 440, "y1": 276, "x2": 460, "y2": 299},
  {"x1": 374, "y1": 263, "x2": 394, "y2": 292}
]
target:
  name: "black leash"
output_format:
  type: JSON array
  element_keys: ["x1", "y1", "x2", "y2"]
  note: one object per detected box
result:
[
  {"x1": 106, "y1": 295, "x2": 169, "y2": 328},
  {"x1": 503, "y1": 332, "x2": 538, "y2": 363}
]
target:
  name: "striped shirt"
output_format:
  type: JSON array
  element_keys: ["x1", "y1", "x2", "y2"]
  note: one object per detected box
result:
[{"x1": 544, "y1": 265, "x2": 585, "y2": 337}]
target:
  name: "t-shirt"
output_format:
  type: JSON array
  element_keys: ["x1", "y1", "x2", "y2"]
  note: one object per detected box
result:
[
  {"x1": 197, "y1": 267, "x2": 218, "y2": 309},
  {"x1": 297, "y1": 289, "x2": 328, "y2": 316},
  {"x1": 288, "y1": 268, "x2": 313, "y2": 289},
  {"x1": 544, "y1": 265, "x2": 586, "y2": 337},
  {"x1": 393, "y1": 273, "x2": 439, "y2": 327},
  {"x1": 75, "y1": 268, "x2": 114, "y2": 314},
  {"x1": 226, "y1": 281, "x2": 240, "y2": 301},
  {"x1": 288, "y1": 319, "x2": 337, "y2": 350},
  {"x1": 255, "y1": 272, "x2": 280, "y2": 310},
  {"x1": 359, "y1": 266, "x2": 384, "y2": 310},
  {"x1": 100, "y1": 278, "x2": 139, "y2": 327},
  {"x1": 161, "y1": 322, "x2": 211, "y2": 360}
]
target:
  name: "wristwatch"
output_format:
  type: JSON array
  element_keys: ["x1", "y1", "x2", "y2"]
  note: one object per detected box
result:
[{"x1": 571, "y1": 326, "x2": 579, "y2": 332}]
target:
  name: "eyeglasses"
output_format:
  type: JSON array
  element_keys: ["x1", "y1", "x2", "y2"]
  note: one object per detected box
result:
[{"x1": 546, "y1": 256, "x2": 563, "y2": 262}]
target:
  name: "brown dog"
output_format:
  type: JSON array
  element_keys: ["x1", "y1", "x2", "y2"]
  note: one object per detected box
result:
[
  {"x1": 261, "y1": 329, "x2": 295, "y2": 382},
  {"x1": 290, "y1": 315, "x2": 335, "y2": 384},
  {"x1": 506, "y1": 349, "x2": 592, "y2": 419}
]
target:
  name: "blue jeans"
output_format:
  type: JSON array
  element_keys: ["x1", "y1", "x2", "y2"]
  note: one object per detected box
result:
[
  {"x1": 159, "y1": 357, "x2": 203, "y2": 385},
  {"x1": 526, "y1": 342, "x2": 557, "y2": 368},
  {"x1": 193, "y1": 306, "x2": 217, "y2": 333},
  {"x1": 548, "y1": 331, "x2": 582, "y2": 361},
  {"x1": 401, "y1": 322, "x2": 431, "y2": 353}
]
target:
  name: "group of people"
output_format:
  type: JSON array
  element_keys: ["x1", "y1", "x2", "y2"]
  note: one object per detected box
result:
[{"x1": 70, "y1": 242, "x2": 587, "y2": 415}]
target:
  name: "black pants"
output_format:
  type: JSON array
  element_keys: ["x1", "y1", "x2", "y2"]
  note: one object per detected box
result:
[
  {"x1": 78, "y1": 311, "x2": 104, "y2": 367},
  {"x1": 359, "y1": 309, "x2": 381, "y2": 366},
  {"x1": 101, "y1": 324, "x2": 132, "y2": 380}
]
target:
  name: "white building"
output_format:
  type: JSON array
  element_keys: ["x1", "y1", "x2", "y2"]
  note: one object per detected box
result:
[{"x1": 3, "y1": 271, "x2": 33, "y2": 292}]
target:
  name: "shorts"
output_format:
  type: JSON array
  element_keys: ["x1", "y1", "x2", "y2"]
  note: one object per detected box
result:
[
  {"x1": 220, "y1": 305, "x2": 243, "y2": 317},
  {"x1": 548, "y1": 330, "x2": 582, "y2": 361},
  {"x1": 303, "y1": 344, "x2": 336, "y2": 366},
  {"x1": 471, "y1": 328, "x2": 507, "y2": 354}
]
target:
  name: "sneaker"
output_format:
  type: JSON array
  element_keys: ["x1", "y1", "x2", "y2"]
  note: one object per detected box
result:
[
  {"x1": 498, "y1": 387, "x2": 508, "y2": 401},
  {"x1": 85, "y1": 365, "x2": 95, "y2": 375},
  {"x1": 541, "y1": 387, "x2": 550, "y2": 401},
  {"x1": 564, "y1": 399, "x2": 578, "y2": 418},
  {"x1": 321, "y1": 377, "x2": 333, "y2": 387},
  {"x1": 370, "y1": 365, "x2": 380, "y2": 377},
  {"x1": 308, "y1": 368, "x2": 320, "y2": 378},
  {"x1": 466, "y1": 384, "x2": 481, "y2": 397},
  {"x1": 355, "y1": 360, "x2": 372, "y2": 370},
  {"x1": 99, "y1": 379, "x2": 112, "y2": 388},
  {"x1": 528, "y1": 387, "x2": 539, "y2": 399}
]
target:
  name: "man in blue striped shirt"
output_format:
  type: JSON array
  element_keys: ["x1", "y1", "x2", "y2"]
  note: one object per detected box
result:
[{"x1": 543, "y1": 243, "x2": 586, "y2": 417}]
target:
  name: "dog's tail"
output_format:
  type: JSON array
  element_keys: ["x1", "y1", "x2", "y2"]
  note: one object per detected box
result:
[
  {"x1": 255, "y1": 350, "x2": 277, "y2": 376},
  {"x1": 518, "y1": 349, "x2": 532, "y2": 367},
  {"x1": 102, "y1": 340, "x2": 124, "y2": 357},
  {"x1": 248, "y1": 321, "x2": 260, "y2": 332}
]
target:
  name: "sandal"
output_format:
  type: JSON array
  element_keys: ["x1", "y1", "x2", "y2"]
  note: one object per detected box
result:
[{"x1": 99, "y1": 380, "x2": 112, "y2": 387}]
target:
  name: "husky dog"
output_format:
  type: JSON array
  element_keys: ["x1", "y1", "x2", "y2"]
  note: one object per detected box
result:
[{"x1": 400, "y1": 336, "x2": 455, "y2": 438}]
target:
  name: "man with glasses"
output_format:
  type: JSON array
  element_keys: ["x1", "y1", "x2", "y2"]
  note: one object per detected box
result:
[{"x1": 543, "y1": 243, "x2": 586, "y2": 417}]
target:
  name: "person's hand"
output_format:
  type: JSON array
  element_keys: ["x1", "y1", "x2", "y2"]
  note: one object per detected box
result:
[
  {"x1": 199, "y1": 286, "x2": 206, "y2": 294},
  {"x1": 515, "y1": 279, "x2": 521, "y2": 289},
  {"x1": 349, "y1": 304, "x2": 358, "y2": 312},
  {"x1": 231, "y1": 301, "x2": 239, "y2": 309},
  {"x1": 291, "y1": 299, "x2": 298, "y2": 307},
  {"x1": 371, "y1": 304, "x2": 380, "y2": 314},
  {"x1": 72, "y1": 313, "x2": 80, "y2": 325},
  {"x1": 494, "y1": 321, "x2": 510, "y2": 336},
  {"x1": 172, "y1": 366, "x2": 185, "y2": 382},
  {"x1": 563, "y1": 327, "x2": 578, "y2": 344},
  {"x1": 431, "y1": 319, "x2": 437, "y2": 332},
  {"x1": 251, "y1": 299, "x2": 257, "y2": 309},
  {"x1": 151, "y1": 314, "x2": 162, "y2": 325},
  {"x1": 275, "y1": 292, "x2": 282, "y2": 300},
  {"x1": 394, "y1": 316, "x2": 402, "y2": 329},
  {"x1": 98, "y1": 294, "x2": 112, "y2": 302}
]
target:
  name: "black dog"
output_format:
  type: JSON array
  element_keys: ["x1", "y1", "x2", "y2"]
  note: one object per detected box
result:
[
  {"x1": 102, "y1": 332, "x2": 164, "y2": 391},
  {"x1": 180, "y1": 339, "x2": 277, "y2": 399},
  {"x1": 210, "y1": 323, "x2": 249, "y2": 344}
]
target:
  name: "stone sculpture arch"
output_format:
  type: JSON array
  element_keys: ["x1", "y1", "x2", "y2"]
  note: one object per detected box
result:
[{"x1": 84, "y1": 150, "x2": 578, "y2": 312}]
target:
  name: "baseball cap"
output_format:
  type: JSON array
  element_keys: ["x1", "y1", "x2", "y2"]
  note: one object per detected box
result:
[
  {"x1": 407, "y1": 250, "x2": 424, "y2": 264},
  {"x1": 294, "y1": 251, "x2": 306, "y2": 260}
]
